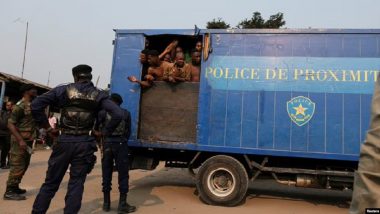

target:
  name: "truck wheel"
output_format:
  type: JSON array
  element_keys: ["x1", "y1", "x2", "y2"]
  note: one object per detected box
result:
[{"x1": 196, "y1": 155, "x2": 249, "y2": 206}]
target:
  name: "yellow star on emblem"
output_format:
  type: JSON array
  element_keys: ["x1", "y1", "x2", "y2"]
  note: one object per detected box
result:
[{"x1": 293, "y1": 104, "x2": 308, "y2": 116}]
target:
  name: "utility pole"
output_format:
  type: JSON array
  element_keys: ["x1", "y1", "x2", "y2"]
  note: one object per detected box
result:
[
  {"x1": 95, "y1": 75, "x2": 100, "y2": 87},
  {"x1": 47, "y1": 71, "x2": 51, "y2": 86},
  {"x1": 21, "y1": 21, "x2": 29, "y2": 78}
]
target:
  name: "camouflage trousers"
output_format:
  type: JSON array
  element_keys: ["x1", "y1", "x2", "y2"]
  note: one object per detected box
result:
[
  {"x1": 6, "y1": 137, "x2": 33, "y2": 189},
  {"x1": 350, "y1": 79, "x2": 380, "y2": 213}
]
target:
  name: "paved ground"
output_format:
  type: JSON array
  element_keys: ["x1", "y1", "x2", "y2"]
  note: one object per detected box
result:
[{"x1": 0, "y1": 150, "x2": 351, "y2": 214}]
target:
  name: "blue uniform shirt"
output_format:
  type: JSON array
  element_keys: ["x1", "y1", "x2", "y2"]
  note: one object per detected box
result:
[
  {"x1": 96, "y1": 108, "x2": 131, "y2": 143},
  {"x1": 31, "y1": 81, "x2": 123, "y2": 142}
]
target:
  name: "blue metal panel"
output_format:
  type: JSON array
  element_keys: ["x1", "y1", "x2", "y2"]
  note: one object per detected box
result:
[
  {"x1": 111, "y1": 29, "x2": 380, "y2": 162},
  {"x1": 257, "y1": 91, "x2": 275, "y2": 149},
  {"x1": 212, "y1": 35, "x2": 230, "y2": 56},
  {"x1": 260, "y1": 35, "x2": 278, "y2": 56},
  {"x1": 205, "y1": 56, "x2": 380, "y2": 94},
  {"x1": 241, "y1": 91, "x2": 259, "y2": 148},
  {"x1": 308, "y1": 34, "x2": 326, "y2": 57},
  {"x1": 326, "y1": 94, "x2": 343, "y2": 153},
  {"x1": 307, "y1": 93, "x2": 326, "y2": 153},
  {"x1": 199, "y1": 29, "x2": 380, "y2": 35},
  {"x1": 209, "y1": 120, "x2": 225, "y2": 146},
  {"x1": 361, "y1": 94, "x2": 372, "y2": 141},
  {"x1": 128, "y1": 140, "x2": 359, "y2": 161},
  {"x1": 225, "y1": 91, "x2": 243, "y2": 147},
  {"x1": 115, "y1": 29, "x2": 195, "y2": 36},
  {"x1": 198, "y1": 32, "x2": 379, "y2": 160},
  {"x1": 344, "y1": 94, "x2": 361, "y2": 154},
  {"x1": 276, "y1": 35, "x2": 293, "y2": 56},
  {"x1": 209, "y1": 90, "x2": 227, "y2": 146},
  {"x1": 274, "y1": 91, "x2": 291, "y2": 150},
  {"x1": 343, "y1": 35, "x2": 360, "y2": 57},
  {"x1": 110, "y1": 33, "x2": 145, "y2": 140},
  {"x1": 377, "y1": 36, "x2": 380, "y2": 57},
  {"x1": 360, "y1": 36, "x2": 377, "y2": 57},
  {"x1": 325, "y1": 35, "x2": 344, "y2": 57},
  {"x1": 229, "y1": 34, "x2": 245, "y2": 56},
  {"x1": 113, "y1": 29, "x2": 380, "y2": 37},
  {"x1": 197, "y1": 60, "x2": 212, "y2": 146},
  {"x1": 290, "y1": 92, "x2": 308, "y2": 152},
  {"x1": 292, "y1": 35, "x2": 310, "y2": 57},
  {"x1": 243, "y1": 35, "x2": 261, "y2": 56}
]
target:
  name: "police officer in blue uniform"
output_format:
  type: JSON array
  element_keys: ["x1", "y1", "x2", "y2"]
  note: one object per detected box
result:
[
  {"x1": 96, "y1": 93, "x2": 136, "y2": 213},
  {"x1": 31, "y1": 64, "x2": 123, "y2": 214}
]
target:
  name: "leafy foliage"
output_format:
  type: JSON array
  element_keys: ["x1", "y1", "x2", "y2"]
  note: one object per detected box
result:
[
  {"x1": 237, "y1": 12, "x2": 285, "y2": 29},
  {"x1": 206, "y1": 18, "x2": 231, "y2": 29}
]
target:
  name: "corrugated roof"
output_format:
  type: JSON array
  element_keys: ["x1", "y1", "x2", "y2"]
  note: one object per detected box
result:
[{"x1": 0, "y1": 72, "x2": 51, "y2": 90}]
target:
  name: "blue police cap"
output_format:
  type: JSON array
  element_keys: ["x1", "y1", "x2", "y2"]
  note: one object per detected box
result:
[
  {"x1": 72, "y1": 64, "x2": 92, "y2": 75},
  {"x1": 110, "y1": 93, "x2": 123, "y2": 105}
]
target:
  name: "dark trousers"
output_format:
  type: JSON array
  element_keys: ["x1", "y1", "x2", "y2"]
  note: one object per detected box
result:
[
  {"x1": 102, "y1": 142, "x2": 129, "y2": 194},
  {"x1": 0, "y1": 135, "x2": 10, "y2": 166},
  {"x1": 45, "y1": 134, "x2": 55, "y2": 147},
  {"x1": 32, "y1": 141, "x2": 97, "y2": 214}
]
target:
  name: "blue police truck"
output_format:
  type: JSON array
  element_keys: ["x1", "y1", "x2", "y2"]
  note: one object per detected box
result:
[{"x1": 110, "y1": 29, "x2": 380, "y2": 206}]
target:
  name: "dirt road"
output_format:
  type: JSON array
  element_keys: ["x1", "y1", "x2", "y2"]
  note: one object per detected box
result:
[{"x1": 0, "y1": 150, "x2": 351, "y2": 214}]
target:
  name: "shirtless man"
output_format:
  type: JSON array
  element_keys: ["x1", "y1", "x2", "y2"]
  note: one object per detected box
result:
[
  {"x1": 175, "y1": 47, "x2": 183, "y2": 54},
  {"x1": 139, "y1": 49, "x2": 149, "y2": 64},
  {"x1": 128, "y1": 41, "x2": 178, "y2": 87},
  {"x1": 195, "y1": 41, "x2": 202, "y2": 52},
  {"x1": 189, "y1": 50, "x2": 201, "y2": 82},
  {"x1": 140, "y1": 49, "x2": 150, "y2": 76},
  {"x1": 146, "y1": 50, "x2": 172, "y2": 81},
  {"x1": 171, "y1": 46, "x2": 183, "y2": 61},
  {"x1": 163, "y1": 53, "x2": 172, "y2": 63},
  {"x1": 128, "y1": 50, "x2": 172, "y2": 87},
  {"x1": 163, "y1": 52, "x2": 191, "y2": 83}
]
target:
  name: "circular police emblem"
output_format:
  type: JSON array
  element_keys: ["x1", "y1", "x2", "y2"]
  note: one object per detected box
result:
[{"x1": 287, "y1": 96, "x2": 315, "y2": 126}]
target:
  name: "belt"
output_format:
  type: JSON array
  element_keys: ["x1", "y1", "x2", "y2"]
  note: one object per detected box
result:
[{"x1": 59, "y1": 129, "x2": 93, "y2": 136}]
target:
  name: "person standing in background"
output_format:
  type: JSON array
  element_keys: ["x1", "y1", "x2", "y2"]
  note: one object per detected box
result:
[
  {"x1": 96, "y1": 93, "x2": 136, "y2": 213},
  {"x1": 3, "y1": 85, "x2": 38, "y2": 201},
  {"x1": 0, "y1": 101, "x2": 13, "y2": 169},
  {"x1": 46, "y1": 113, "x2": 57, "y2": 148}
]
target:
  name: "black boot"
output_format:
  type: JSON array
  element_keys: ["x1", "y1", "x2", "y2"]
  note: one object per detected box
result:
[
  {"x1": 14, "y1": 185, "x2": 26, "y2": 194},
  {"x1": 117, "y1": 193, "x2": 136, "y2": 214},
  {"x1": 3, "y1": 187, "x2": 26, "y2": 200},
  {"x1": 103, "y1": 192, "x2": 111, "y2": 212}
]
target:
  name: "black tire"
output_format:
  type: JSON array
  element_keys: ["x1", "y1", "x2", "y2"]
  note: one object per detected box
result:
[{"x1": 196, "y1": 155, "x2": 249, "y2": 206}]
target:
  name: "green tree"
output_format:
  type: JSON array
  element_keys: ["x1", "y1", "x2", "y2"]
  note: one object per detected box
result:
[
  {"x1": 206, "y1": 18, "x2": 230, "y2": 29},
  {"x1": 237, "y1": 12, "x2": 285, "y2": 29},
  {"x1": 265, "y1": 13, "x2": 286, "y2": 28},
  {"x1": 237, "y1": 12, "x2": 265, "y2": 29}
]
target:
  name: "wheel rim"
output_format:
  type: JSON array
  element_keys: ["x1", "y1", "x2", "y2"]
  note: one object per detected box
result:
[{"x1": 206, "y1": 167, "x2": 236, "y2": 197}]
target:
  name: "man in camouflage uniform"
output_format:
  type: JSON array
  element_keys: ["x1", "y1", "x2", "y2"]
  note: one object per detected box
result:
[
  {"x1": 3, "y1": 84, "x2": 38, "y2": 200},
  {"x1": 0, "y1": 101, "x2": 13, "y2": 169}
]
